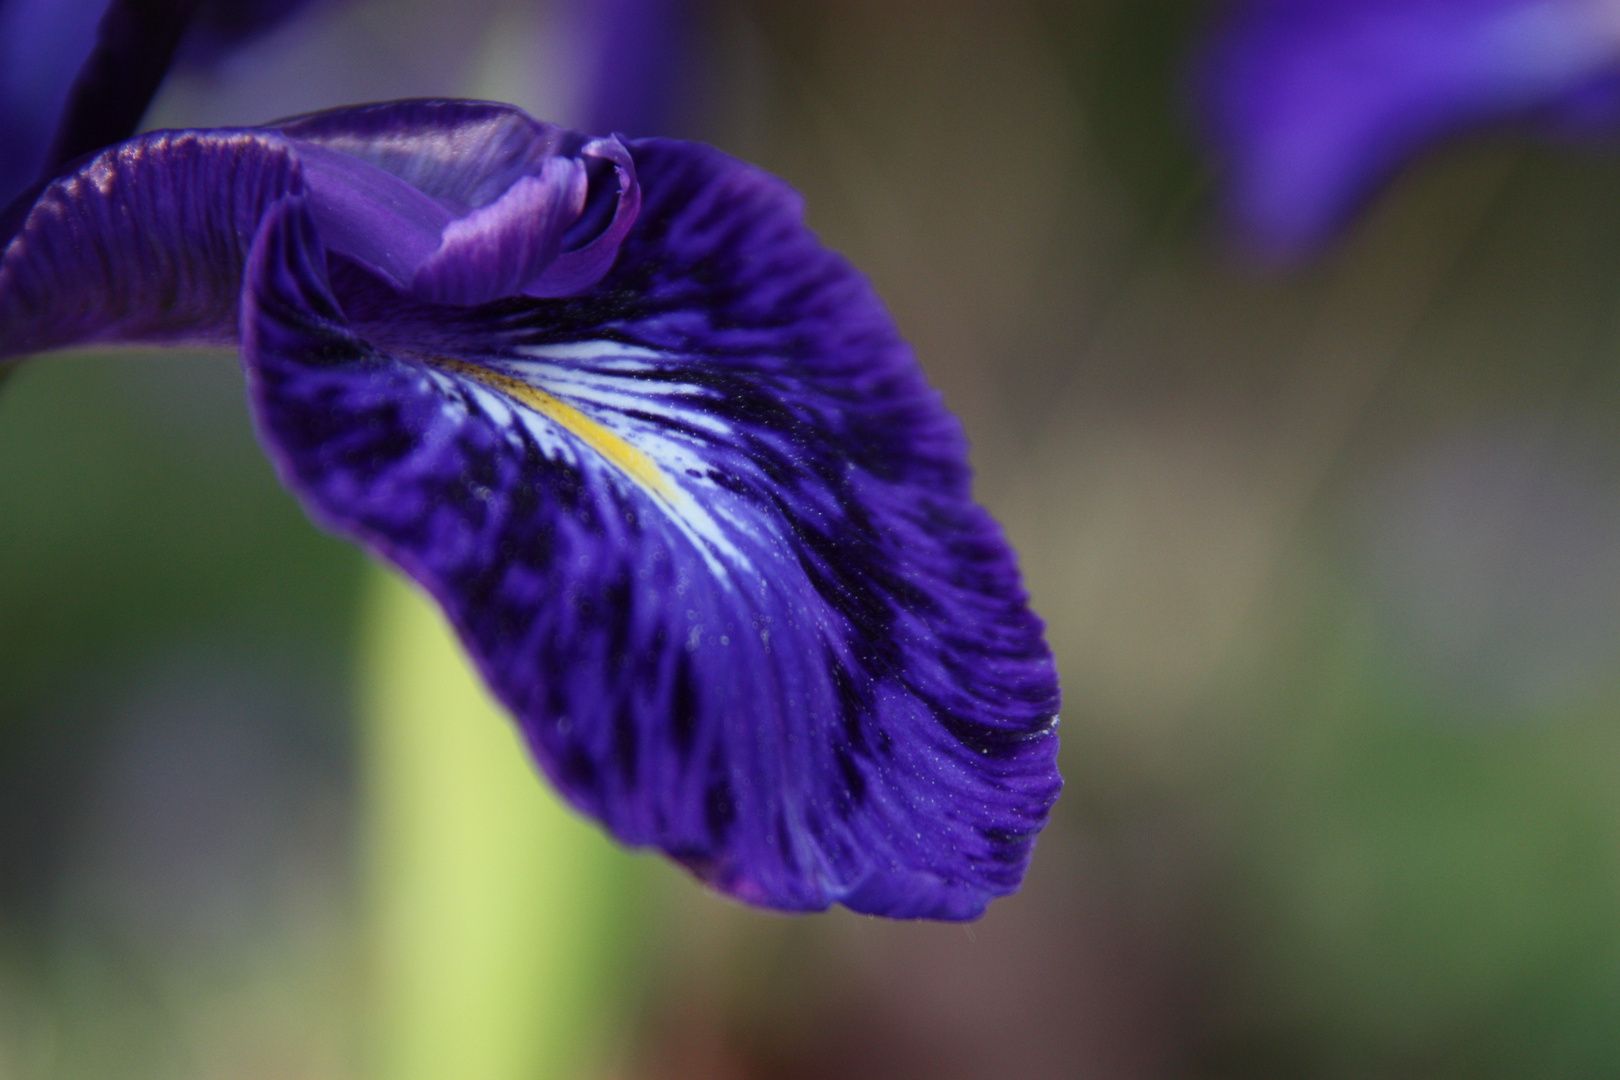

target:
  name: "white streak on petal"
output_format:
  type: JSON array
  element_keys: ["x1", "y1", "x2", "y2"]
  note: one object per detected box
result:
[
  {"x1": 519, "y1": 340, "x2": 665, "y2": 362},
  {"x1": 426, "y1": 346, "x2": 756, "y2": 579}
]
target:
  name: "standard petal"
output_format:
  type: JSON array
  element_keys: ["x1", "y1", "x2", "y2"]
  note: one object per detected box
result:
[
  {"x1": 272, "y1": 100, "x2": 578, "y2": 214},
  {"x1": 414, "y1": 158, "x2": 587, "y2": 305},
  {"x1": 241, "y1": 136, "x2": 1061, "y2": 919},
  {"x1": 278, "y1": 101, "x2": 641, "y2": 301},
  {"x1": 1200, "y1": 0, "x2": 1620, "y2": 255}
]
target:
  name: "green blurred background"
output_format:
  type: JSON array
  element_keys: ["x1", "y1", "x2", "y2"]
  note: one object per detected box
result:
[{"x1": 9, "y1": 0, "x2": 1620, "y2": 1076}]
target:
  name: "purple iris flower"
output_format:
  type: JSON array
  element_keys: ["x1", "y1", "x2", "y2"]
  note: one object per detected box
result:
[
  {"x1": 0, "y1": 100, "x2": 1062, "y2": 919},
  {"x1": 1199, "y1": 0, "x2": 1620, "y2": 255}
]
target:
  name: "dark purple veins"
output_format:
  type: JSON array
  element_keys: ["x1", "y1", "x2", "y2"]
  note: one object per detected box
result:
[{"x1": 0, "y1": 99, "x2": 1061, "y2": 919}]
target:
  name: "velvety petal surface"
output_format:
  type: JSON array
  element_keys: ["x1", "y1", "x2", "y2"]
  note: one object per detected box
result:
[
  {"x1": 0, "y1": 101, "x2": 1061, "y2": 918},
  {"x1": 1199, "y1": 0, "x2": 1620, "y2": 255}
]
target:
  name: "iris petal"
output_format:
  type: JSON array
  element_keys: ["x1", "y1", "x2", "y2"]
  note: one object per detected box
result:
[
  {"x1": 278, "y1": 102, "x2": 641, "y2": 301},
  {"x1": 0, "y1": 129, "x2": 298, "y2": 355},
  {"x1": 0, "y1": 101, "x2": 1061, "y2": 919}
]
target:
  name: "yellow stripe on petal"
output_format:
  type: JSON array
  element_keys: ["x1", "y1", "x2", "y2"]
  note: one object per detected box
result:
[{"x1": 434, "y1": 356, "x2": 676, "y2": 502}]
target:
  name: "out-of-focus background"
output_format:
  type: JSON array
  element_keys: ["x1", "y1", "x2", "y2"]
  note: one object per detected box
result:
[{"x1": 8, "y1": 0, "x2": 1620, "y2": 1076}]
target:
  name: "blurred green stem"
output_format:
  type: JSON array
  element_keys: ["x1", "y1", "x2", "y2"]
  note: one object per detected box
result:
[{"x1": 359, "y1": 566, "x2": 642, "y2": 1080}]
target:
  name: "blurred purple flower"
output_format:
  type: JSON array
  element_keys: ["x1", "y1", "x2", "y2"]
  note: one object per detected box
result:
[
  {"x1": 1198, "y1": 0, "x2": 1620, "y2": 255},
  {"x1": 0, "y1": 99, "x2": 1061, "y2": 919},
  {"x1": 571, "y1": 0, "x2": 692, "y2": 137},
  {"x1": 0, "y1": 0, "x2": 110, "y2": 209},
  {"x1": 0, "y1": 0, "x2": 324, "y2": 208}
]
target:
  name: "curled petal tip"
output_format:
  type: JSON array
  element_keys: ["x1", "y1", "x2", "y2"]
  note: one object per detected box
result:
[
  {"x1": 292, "y1": 116, "x2": 640, "y2": 306},
  {"x1": 409, "y1": 157, "x2": 589, "y2": 306},
  {"x1": 524, "y1": 136, "x2": 641, "y2": 298}
]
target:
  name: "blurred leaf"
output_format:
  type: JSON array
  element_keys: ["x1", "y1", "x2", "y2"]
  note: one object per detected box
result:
[{"x1": 0, "y1": 351, "x2": 362, "y2": 730}]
